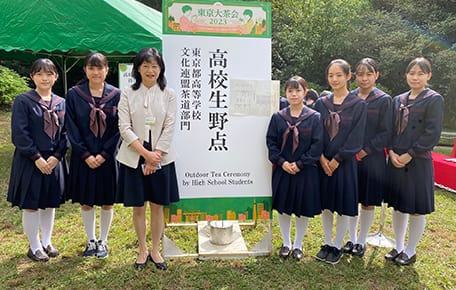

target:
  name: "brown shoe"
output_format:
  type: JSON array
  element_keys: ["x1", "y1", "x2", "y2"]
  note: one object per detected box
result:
[
  {"x1": 27, "y1": 248, "x2": 49, "y2": 262},
  {"x1": 43, "y1": 244, "x2": 60, "y2": 258}
]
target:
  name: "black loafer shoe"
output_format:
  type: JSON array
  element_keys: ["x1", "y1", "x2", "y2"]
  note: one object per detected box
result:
[
  {"x1": 43, "y1": 244, "x2": 60, "y2": 258},
  {"x1": 27, "y1": 248, "x2": 49, "y2": 262},
  {"x1": 325, "y1": 247, "x2": 343, "y2": 264},
  {"x1": 342, "y1": 241, "x2": 354, "y2": 254},
  {"x1": 394, "y1": 252, "x2": 416, "y2": 266},
  {"x1": 278, "y1": 245, "x2": 291, "y2": 259},
  {"x1": 315, "y1": 244, "x2": 331, "y2": 261},
  {"x1": 352, "y1": 243, "x2": 365, "y2": 257},
  {"x1": 149, "y1": 254, "x2": 167, "y2": 270},
  {"x1": 384, "y1": 249, "x2": 400, "y2": 261},
  {"x1": 291, "y1": 248, "x2": 303, "y2": 261},
  {"x1": 134, "y1": 253, "x2": 149, "y2": 270}
]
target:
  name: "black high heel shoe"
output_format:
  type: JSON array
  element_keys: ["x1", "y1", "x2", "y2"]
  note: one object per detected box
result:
[
  {"x1": 149, "y1": 254, "x2": 167, "y2": 270},
  {"x1": 134, "y1": 253, "x2": 149, "y2": 270}
]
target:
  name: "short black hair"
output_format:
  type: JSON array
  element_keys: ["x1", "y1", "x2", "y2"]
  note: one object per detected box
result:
[{"x1": 132, "y1": 48, "x2": 167, "y2": 91}]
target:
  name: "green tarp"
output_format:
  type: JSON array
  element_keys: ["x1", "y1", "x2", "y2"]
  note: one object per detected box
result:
[
  {"x1": 0, "y1": 0, "x2": 162, "y2": 89},
  {"x1": 0, "y1": 0, "x2": 162, "y2": 56}
]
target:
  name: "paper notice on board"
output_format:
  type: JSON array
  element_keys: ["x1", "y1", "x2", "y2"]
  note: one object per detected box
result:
[{"x1": 229, "y1": 79, "x2": 280, "y2": 116}]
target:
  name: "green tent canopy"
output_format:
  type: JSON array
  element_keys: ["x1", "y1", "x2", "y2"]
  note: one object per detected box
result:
[{"x1": 0, "y1": 0, "x2": 162, "y2": 90}]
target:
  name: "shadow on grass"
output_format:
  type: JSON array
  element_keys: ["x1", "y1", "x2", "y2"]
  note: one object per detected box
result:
[{"x1": 0, "y1": 234, "x2": 427, "y2": 289}]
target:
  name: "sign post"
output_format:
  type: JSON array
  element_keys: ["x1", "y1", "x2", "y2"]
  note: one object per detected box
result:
[{"x1": 162, "y1": 0, "x2": 274, "y2": 258}]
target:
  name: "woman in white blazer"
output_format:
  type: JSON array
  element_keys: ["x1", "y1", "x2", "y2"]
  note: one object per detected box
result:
[{"x1": 116, "y1": 48, "x2": 179, "y2": 271}]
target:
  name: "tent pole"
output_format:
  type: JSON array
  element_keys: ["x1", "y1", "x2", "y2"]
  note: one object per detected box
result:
[{"x1": 63, "y1": 56, "x2": 68, "y2": 93}]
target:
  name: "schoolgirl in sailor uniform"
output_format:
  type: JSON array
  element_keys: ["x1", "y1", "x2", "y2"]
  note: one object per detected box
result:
[
  {"x1": 313, "y1": 59, "x2": 367, "y2": 264},
  {"x1": 267, "y1": 76, "x2": 323, "y2": 260},
  {"x1": 384, "y1": 57, "x2": 444, "y2": 266},
  {"x1": 7, "y1": 58, "x2": 68, "y2": 262},
  {"x1": 344, "y1": 58, "x2": 392, "y2": 257},
  {"x1": 116, "y1": 48, "x2": 179, "y2": 271},
  {"x1": 65, "y1": 53, "x2": 120, "y2": 258}
]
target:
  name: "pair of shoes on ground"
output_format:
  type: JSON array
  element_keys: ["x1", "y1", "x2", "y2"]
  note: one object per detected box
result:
[
  {"x1": 83, "y1": 240, "x2": 109, "y2": 259},
  {"x1": 27, "y1": 244, "x2": 60, "y2": 262},
  {"x1": 384, "y1": 249, "x2": 416, "y2": 266},
  {"x1": 278, "y1": 245, "x2": 303, "y2": 260},
  {"x1": 315, "y1": 244, "x2": 343, "y2": 264},
  {"x1": 134, "y1": 253, "x2": 167, "y2": 271},
  {"x1": 342, "y1": 241, "x2": 365, "y2": 257}
]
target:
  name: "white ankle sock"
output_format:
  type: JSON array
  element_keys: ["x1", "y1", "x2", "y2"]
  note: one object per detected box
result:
[
  {"x1": 99, "y1": 208, "x2": 113, "y2": 242},
  {"x1": 357, "y1": 208, "x2": 375, "y2": 245},
  {"x1": 293, "y1": 216, "x2": 309, "y2": 250},
  {"x1": 39, "y1": 208, "x2": 55, "y2": 247},
  {"x1": 278, "y1": 213, "x2": 292, "y2": 248},
  {"x1": 334, "y1": 215, "x2": 349, "y2": 249},
  {"x1": 404, "y1": 215, "x2": 426, "y2": 257},
  {"x1": 81, "y1": 207, "x2": 96, "y2": 241},
  {"x1": 23, "y1": 211, "x2": 41, "y2": 252},
  {"x1": 348, "y1": 215, "x2": 358, "y2": 243},
  {"x1": 321, "y1": 209, "x2": 334, "y2": 246},
  {"x1": 392, "y1": 210, "x2": 408, "y2": 253}
]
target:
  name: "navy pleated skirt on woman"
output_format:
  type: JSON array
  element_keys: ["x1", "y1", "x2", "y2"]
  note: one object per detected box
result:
[{"x1": 116, "y1": 158, "x2": 179, "y2": 207}]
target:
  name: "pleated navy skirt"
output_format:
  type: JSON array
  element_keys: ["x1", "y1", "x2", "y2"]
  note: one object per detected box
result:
[
  {"x1": 358, "y1": 151, "x2": 387, "y2": 207},
  {"x1": 385, "y1": 158, "x2": 435, "y2": 215},
  {"x1": 116, "y1": 159, "x2": 180, "y2": 207},
  {"x1": 272, "y1": 164, "x2": 321, "y2": 217},
  {"x1": 320, "y1": 158, "x2": 359, "y2": 216},
  {"x1": 66, "y1": 153, "x2": 117, "y2": 206},
  {"x1": 7, "y1": 150, "x2": 67, "y2": 210}
]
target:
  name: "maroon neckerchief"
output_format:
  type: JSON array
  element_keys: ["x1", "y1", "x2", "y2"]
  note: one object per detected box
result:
[
  {"x1": 395, "y1": 88, "x2": 436, "y2": 136},
  {"x1": 74, "y1": 84, "x2": 117, "y2": 138},
  {"x1": 25, "y1": 91, "x2": 62, "y2": 140},
  {"x1": 322, "y1": 93, "x2": 360, "y2": 140},
  {"x1": 278, "y1": 107, "x2": 315, "y2": 154}
]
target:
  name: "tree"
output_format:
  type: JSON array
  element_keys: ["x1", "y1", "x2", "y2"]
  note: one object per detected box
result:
[
  {"x1": 272, "y1": 0, "x2": 369, "y2": 89},
  {"x1": 350, "y1": 0, "x2": 456, "y2": 127}
]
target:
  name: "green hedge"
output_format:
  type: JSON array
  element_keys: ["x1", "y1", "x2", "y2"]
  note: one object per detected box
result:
[{"x1": 0, "y1": 65, "x2": 29, "y2": 106}]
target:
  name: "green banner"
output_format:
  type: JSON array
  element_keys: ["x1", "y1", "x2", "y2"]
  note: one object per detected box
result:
[{"x1": 163, "y1": 0, "x2": 272, "y2": 38}]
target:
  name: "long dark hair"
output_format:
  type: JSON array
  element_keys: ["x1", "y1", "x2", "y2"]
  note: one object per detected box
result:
[
  {"x1": 132, "y1": 48, "x2": 167, "y2": 91},
  {"x1": 284, "y1": 75, "x2": 307, "y2": 91},
  {"x1": 84, "y1": 52, "x2": 108, "y2": 68},
  {"x1": 406, "y1": 57, "x2": 432, "y2": 74},
  {"x1": 30, "y1": 58, "x2": 58, "y2": 76},
  {"x1": 76, "y1": 52, "x2": 109, "y2": 85},
  {"x1": 326, "y1": 59, "x2": 351, "y2": 89},
  {"x1": 355, "y1": 57, "x2": 379, "y2": 74}
]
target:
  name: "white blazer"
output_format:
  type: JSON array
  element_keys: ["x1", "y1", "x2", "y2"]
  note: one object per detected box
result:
[{"x1": 116, "y1": 83, "x2": 177, "y2": 168}]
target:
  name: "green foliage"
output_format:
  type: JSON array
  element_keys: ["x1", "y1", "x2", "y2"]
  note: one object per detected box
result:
[
  {"x1": 0, "y1": 66, "x2": 29, "y2": 106},
  {"x1": 272, "y1": 0, "x2": 369, "y2": 86},
  {"x1": 348, "y1": 0, "x2": 456, "y2": 128},
  {"x1": 272, "y1": 0, "x2": 456, "y2": 128}
]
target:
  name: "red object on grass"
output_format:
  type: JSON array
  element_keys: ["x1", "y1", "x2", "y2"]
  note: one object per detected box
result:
[{"x1": 452, "y1": 137, "x2": 456, "y2": 157}]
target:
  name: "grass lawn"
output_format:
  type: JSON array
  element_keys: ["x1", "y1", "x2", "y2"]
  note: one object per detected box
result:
[{"x1": 1, "y1": 111, "x2": 455, "y2": 289}]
